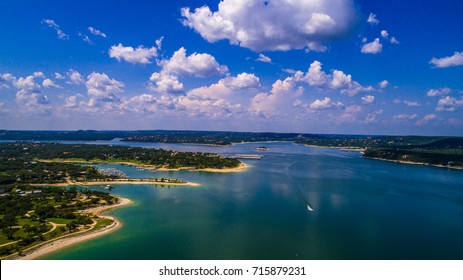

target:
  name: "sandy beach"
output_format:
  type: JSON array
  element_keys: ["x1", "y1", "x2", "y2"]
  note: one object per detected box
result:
[
  {"x1": 195, "y1": 162, "x2": 250, "y2": 173},
  {"x1": 8, "y1": 197, "x2": 132, "y2": 260},
  {"x1": 40, "y1": 159, "x2": 249, "y2": 173},
  {"x1": 31, "y1": 179, "x2": 200, "y2": 187}
]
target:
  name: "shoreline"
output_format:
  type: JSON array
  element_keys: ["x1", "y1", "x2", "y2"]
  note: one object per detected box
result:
[
  {"x1": 8, "y1": 197, "x2": 132, "y2": 260},
  {"x1": 304, "y1": 144, "x2": 463, "y2": 171},
  {"x1": 39, "y1": 159, "x2": 248, "y2": 173},
  {"x1": 157, "y1": 162, "x2": 249, "y2": 173},
  {"x1": 31, "y1": 179, "x2": 201, "y2": 187},
  {"x1": 363, "y1": 156, "x2": 463, "y2": 170}
]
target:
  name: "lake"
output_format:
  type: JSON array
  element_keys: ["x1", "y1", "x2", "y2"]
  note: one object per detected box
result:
[{"x1": 42, "y1": 141, "x2": 463, "y2": 259}]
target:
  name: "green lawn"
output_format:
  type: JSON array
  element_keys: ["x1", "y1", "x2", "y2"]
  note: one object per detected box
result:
[{"x1": 47, "y1": 218, "x2": 74, "y2": 225}]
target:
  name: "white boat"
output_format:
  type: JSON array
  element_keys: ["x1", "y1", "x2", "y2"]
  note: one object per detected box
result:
[{"x1": 307, "y1": 204, "x2": 314, "y2": 212}]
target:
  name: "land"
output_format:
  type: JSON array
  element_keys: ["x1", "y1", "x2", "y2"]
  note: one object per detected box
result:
[
  {"x1": 0, "y1": 185, "x2": 130, "y2": 259},
  {"x1": 7, "y1": 197, "x2": 132, "y2": 260}
]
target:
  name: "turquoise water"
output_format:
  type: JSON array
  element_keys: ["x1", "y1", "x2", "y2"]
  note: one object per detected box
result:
[{"x1": 43, "y1": 142, "x2": 463, "y2": 259}]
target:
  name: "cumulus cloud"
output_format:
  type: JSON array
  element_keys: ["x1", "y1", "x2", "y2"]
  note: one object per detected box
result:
[
  {"x1": 390, "y1": 37, "x2": 399, "y2": 44},
  {"x1": 88, "y1": 27, "x2": 107, "y2": 38},
  {"x1": 41, "y1": 19, "x2": 69, "y2": 40},
  {"x1": 67, "y1": 69, "x2": 85, "y2": 85},
  {"x1": 127, "y1": 74, "x2": 256, "y2": 118},
  {"x1": 0, "y1": 73, "x2": 15, "y2": 89},
  {"x1": 222, "y1": 73, "x2": 260, "y2": 90},
  {"x1": 149, "y1": 72, "x2": 184, "y2": 94},
  {"x1": 85, "y1": 72, "x2": 124, "y2": 105},
  {"x1": 158, "y1": 47, "x2": 228, "y2": 77},
  {"x1": 309, "y1": 97, "x2": 344, "y2": 110},
  {"x1": 430, "y1": 52, "x2": 463, "y2": 68},
  {"x1": 109, "y1": 43, "x2": 158, "y2": 64},
  {"x1": 256, "y1": 54, "x2": 272, "y2": 63},
  {"x1": 188, "y1": 72, "x2": 260, "y2": 100},
  {"x1": 361, "y1": 38, "x2": 382, "y2": 54},
  {"x1": 181, "y1": 0, "x2": 359, "y2": 52},
  {"x1": 379, "y1": 80, "x2": 389, "y2": 88},
  {"x1": 436, "y1": 96, "x2": 463, "y2": 112},
  {"x1": 427, "y1": 87, "x2": 451, "y2": 97},
  {"x1": 367, "y1": 13, "x2": 379, "y2": 25},
  {"x1": 42, "y1": 79, "x2": 62, "y2": 88},
  {"x1": 250, "y1": 77, "x2": 303, "y2": 117},
  {"x1": 149, "y1": 47, "x2": 228, "y2": 94},
  {"x1": 380, "y1": 30, "x2": 389, "y2": 39},
  {"x1": 294, "y1": 60, "x2": 373, "y2": 96},
  {"x1": 361, "y1": 95, "x2": 375, "y2": 104},
  {"x1": 12, "y1": 74, "x2": 50, "y2": 113}
]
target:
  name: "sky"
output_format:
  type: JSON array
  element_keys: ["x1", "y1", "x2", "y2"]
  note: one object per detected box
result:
[{"x1": 0, "y1": 0, "x2": 462, "y2": 135}]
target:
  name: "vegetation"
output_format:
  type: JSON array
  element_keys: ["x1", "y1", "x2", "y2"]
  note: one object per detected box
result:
[
  {"x1": 1, "y1": 130, "x2": 462, "y2": 169},
  {"x1": 0, "y1": 142, "x2": 240, "y2": 171},
  {"x1": 0, "y1": 187, "x2": 117, "y2": 257}
]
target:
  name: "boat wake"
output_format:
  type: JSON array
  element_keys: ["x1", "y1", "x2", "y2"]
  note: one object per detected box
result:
[{"x1": 307, "y1": 204, "x2": 314, "y2": 212}]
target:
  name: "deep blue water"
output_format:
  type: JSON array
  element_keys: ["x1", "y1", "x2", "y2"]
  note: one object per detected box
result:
[{"x1": 42, "y1": 141, "x2": 463, "y2": 259}]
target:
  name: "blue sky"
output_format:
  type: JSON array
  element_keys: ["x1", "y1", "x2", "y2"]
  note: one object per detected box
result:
[{"x1": 0, "y1": 0, "x2": 462, "y2": 135}]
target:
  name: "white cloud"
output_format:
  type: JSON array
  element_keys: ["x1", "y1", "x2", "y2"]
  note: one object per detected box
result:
[
  {"x1": 361, "y1": 38, "x2": 382, "y2": 54},
  {"x1": 109, "y1": 43, "x2": 158, "y2": 64},
  {"x1": 149, "y1": 72, "x2": 184, "y2": 94},
  {"x1": 379, "y1": 80, "x2": 389, "y2": 88},
  {"x1": 148, "y1": 47, "x2": 228, "y2": 94},
  {"x1": 294, "y1": 60, "x2": 373, "y2": 96},
  {"x1": 42, "y1": 79, "x2": 62, "y2": 88},
  {"x1": 250, "y1": 77, "x2": 303, "y2": 117},
  {"x1": 85, "y1": 72, "x2": 124, "y2": 104},
  {"x1": 63, "y1": 94, "x2": 85, "y2": 109},
  {"x1": 361, "y1": 95, "x2": 375, "y2": 104},
  {"x1": 188, "y1": 72, "x2": 260, "y2": 100},
  {"x1": 381, "y1": 30, "x2": 389, "y2": 39},
  {"x1": 309, "y1": 97, "x2": 344, "y2": 110},
  {"x1": 390, "y1": 37, "x2": 399, "y2": 44},
  {"x1": 427, "y1": 87, "x2": 451, "y2": 97},
  {"x1": 0, "y1": 73, "x2": 15, "y2": 88},
  {"x1": 41, "y1": 19, "x2": 69, "y2": 40},
  {"x1": 416, "y1": 114, "x2": 438, "y2": 125},
  {"x1": 0, "y1": 73, "x2": 15, "y2": 82},
  {"x1": 12, "y1": 74, "x2": 50, "y2": 113},
  {"x1": 436, "y1": 96, "x2": 463, "y2": 112},
  {"x1": 54, "y1": 72, "x2": 65, "y2": 79},
  {"x1": 394, "y1": 114, "x2": 418, "y2": 120},
  {"x1": 430, "y1": 52, "x2": 463, "y2": 68},
  {"x1": 158, "y1": 47, "x2": 228, "y2": 77},
  {"x1": 222, "y1": 73, "x2": 260, "y2": 90},
  {"x1": 403, "y1": 100, "x2": 420, "y2": 107},
  {"x1": 423, "y1": 114, "x2": 437, "y2": 121},
  {"x1": 155, "y1": 36, "x2": 164, "y2": 50},
  {"x1": 33, "y1": 72, "x2": 45, "y2": 78},
  {"x1": 256, "y1": 54, "x2": 272, "y2": 63},
  {"x1": 367, "y1": 13, "x2": 379, "y2": 25},
  {"x1": 87, "y1": 27, "x2": 107, "y2": 38},
  {"x1": 181, "y1": 0, "x2": 359, "y2": 52},
  {"x1": 78, "y1": 32, "x2": 93, "y2": 45},
  {"x1": 67, "y1": 69, "x2": 85, "y2": 85}
]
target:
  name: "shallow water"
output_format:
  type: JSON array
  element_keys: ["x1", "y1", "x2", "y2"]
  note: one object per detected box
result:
[{"x1": 42, "y1": 141, "x2": 463, "y2": 259}]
